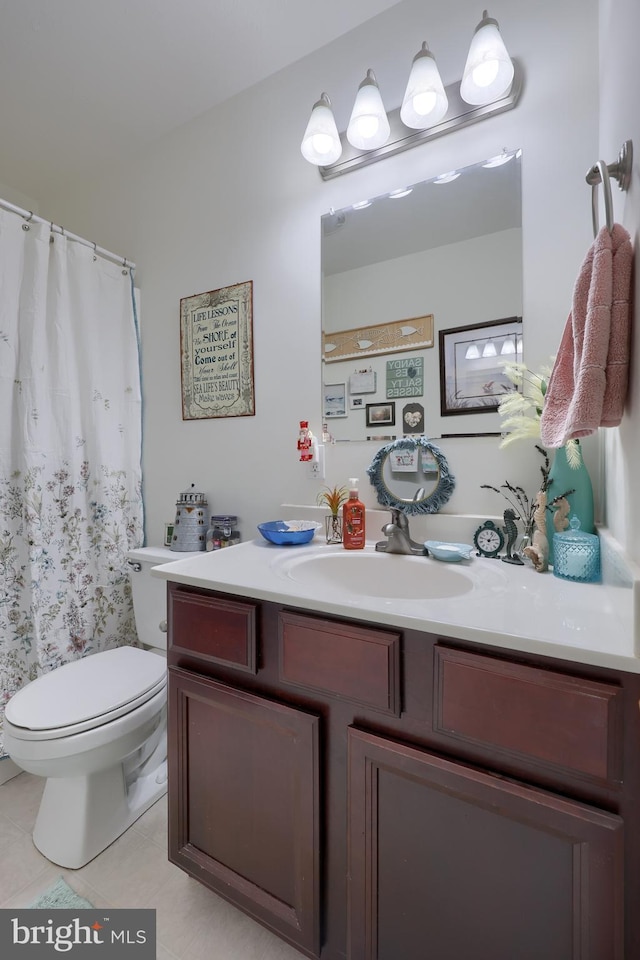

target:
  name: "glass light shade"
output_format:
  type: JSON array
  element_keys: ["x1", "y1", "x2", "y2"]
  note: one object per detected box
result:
[
  {"x1": 465, "y1": 344, "x2": 480, "y2": 359},
  {"x1": 500, "y1": 338, "x2": 516, "y2": 355},
  {"x1": 301, "y1": 93, "x2": 342, "y2": 166},
  {"x1": 516, "y1": 336, "x2": 523, "y2": 355},
  {"x1": 400, "y1": 43, "x2": 449, "y2": 129},
  {"x1": 460, "y1": 11, "x2": 514, "y2": 106},
  {"x1": 346, "y1": 69, "x2": 390, "y2": 151},
  {"x1": 433, "y1": 171, "x2": 460, "y2": 184},
  {"x1": 482, "y1": 150, "x2": 515, "y2": 168},
  {"x1": 482, "y1": 341, "x2": 497, "y2": 357}
]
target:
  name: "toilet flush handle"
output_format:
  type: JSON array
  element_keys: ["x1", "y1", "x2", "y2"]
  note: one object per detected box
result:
[{"x1": 127, "y1": 560, "x2": 142, "y2": 573}]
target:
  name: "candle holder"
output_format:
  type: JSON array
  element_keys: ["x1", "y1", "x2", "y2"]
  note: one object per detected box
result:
[{"x1": 552, "y1": 517, "x2": 600, "y2": 583}]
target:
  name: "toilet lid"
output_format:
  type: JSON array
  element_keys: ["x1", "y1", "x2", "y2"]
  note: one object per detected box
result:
[{"x1": 5, "y1": 647, "x2": 166, "y2": 732}]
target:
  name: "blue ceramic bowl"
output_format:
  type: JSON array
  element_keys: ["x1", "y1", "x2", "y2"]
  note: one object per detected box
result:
[{"x1": 257, "y1": 520, "x2": 321, "y2": 546}]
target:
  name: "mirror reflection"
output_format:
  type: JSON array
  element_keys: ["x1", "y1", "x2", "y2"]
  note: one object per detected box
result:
[
  {"x1": 322, "y1": 151, "x2": 523, "y2": 441},
  {"x1": 367, "y1": 437, "x2": 455, "y2": 516}
]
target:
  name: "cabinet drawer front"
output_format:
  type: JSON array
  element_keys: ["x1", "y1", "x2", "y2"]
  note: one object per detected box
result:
[
  {"x1": 279, "y1": 611, "x2": 401, "y2": 716},
  {"x1": 434, "y1": 646, "x2": 623, "y2": 784},
  {"x1": 168, "y1": 584, "x2": 257, "y2": 673}
]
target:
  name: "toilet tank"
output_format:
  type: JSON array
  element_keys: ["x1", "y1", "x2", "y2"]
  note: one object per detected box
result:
[{"x1": 126, "y1": 546, "x2": 201, "y2": 651}]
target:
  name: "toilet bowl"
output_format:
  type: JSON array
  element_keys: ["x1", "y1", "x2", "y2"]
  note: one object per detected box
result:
[{"x1": 3, "y1": 545, "x2": 195, "y2": 869}]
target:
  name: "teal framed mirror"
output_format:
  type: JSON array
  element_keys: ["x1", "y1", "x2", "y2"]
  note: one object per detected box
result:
[{"x1": 366, "y1": 437, "x2": 455, "y2": 516}]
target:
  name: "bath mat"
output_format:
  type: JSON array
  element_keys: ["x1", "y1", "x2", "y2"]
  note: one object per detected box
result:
[{"x1": 28, "y1": 877, "x2": 94, "y2": 909}]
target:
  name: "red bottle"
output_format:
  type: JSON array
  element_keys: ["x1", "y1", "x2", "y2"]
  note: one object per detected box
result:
[{"x1": 343, "y1": 479, "x2": 366, "y2": 550}]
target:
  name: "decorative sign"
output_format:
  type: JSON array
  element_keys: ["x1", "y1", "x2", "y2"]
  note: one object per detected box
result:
[
  {"x1": 390, "y1": 448, "x2": 418, "y2": 472},
  {"x1": 386, "y1": 356, "x2": 424, "y2": 399},
  {"x1": 180, "y1": 280, "x2": 254, "y2": 420},
  {"x1": 402, "y1": 402, "x2": 425, "y2": 434},
  {"x1": 323, "y1": 315, "x2": 434, "y2": 363}
]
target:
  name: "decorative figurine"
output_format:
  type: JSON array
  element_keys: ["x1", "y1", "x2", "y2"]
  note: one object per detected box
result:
[
  {"x1": 553, "y1": 496, "x2": 571, "y2": 533},
  {"x1": 523, "y1": 491, "x2": 549, "y2": 572},
  {"x1": 501, "y1": 508, "x2": 524, "y2": 565}
]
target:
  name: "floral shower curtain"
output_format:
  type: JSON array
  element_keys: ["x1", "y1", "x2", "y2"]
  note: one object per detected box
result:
[{"x1": 0, "y1": 210, "x2": 144, "y2": 757}]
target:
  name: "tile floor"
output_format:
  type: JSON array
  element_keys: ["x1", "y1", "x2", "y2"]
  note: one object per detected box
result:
[{"x1": 0, "y1": 772, "x2": 307, "y2": 960}]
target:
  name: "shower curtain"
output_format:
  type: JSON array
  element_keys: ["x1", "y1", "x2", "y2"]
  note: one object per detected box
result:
[{"x1": 0, "y1": 210, "x2": 144, "y2": 757}]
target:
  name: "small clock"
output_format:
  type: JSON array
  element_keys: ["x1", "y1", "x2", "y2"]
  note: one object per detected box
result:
[{"x1": 473, "y1": 520, "x2": 505, "y2": 558}]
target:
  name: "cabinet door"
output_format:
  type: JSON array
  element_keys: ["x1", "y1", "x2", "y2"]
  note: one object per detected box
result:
[
  {"x1": 348, "y1": 727, "x2": 623, "y2": 960},
  {"x1": 169, "y1": 667, "x2": 321, "y2": 958}
]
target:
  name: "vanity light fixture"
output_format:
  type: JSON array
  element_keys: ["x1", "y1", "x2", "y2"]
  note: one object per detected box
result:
[
  {"x1": 500, "y1": 337, "x2": 516, "y2": 355},
  {"x1": 301, "y1": 10, "x2": 521, "y2": 180},
  {"x1": 300, "y1": 93, "x2": 342, "y2": 166},
  {"x1": 400, "y1": 42, "x2": 448, "y2": 129},
  {"x1": 482, "y1": 341, "x2": 497, "y2": 357},
  {"x1": 460, "y1": 11, "x2": 514, "y2": 106},
  {"x1": 346, "y1": 70, "x2": 390, "y2": 151}
]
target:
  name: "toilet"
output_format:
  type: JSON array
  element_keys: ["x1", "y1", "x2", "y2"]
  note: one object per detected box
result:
[{"x1": 3, "y1": 545, "x2": 193, "y2": 869}]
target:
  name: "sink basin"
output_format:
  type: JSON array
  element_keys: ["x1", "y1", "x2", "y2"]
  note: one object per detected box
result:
[{"x1": 275, "y1": 549, "x2": 474, "y2": 600}]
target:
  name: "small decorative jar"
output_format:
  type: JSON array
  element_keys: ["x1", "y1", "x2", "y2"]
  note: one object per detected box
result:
[
  {"x1": 206, "y1": 515, "x2": 240, "y2": 551},
  {"x1": 552, "y1": 516, "x2": 600, "y2": 583}
]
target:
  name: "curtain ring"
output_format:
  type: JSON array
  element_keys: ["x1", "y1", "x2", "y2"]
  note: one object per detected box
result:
[
  {"x1": 22, "y1": 210, "x2": 34, "y2": 230},
  {"x1": 93, "y1": 242, "x2": 97, "y2": 262},
  {"x1": 122, "y1": 257, "x2": 129, "y2": 276}
]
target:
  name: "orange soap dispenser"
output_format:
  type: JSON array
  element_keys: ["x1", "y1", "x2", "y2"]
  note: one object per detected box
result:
[{"x1": 343, "y1": 478, "x2": 366, "y2": 550}]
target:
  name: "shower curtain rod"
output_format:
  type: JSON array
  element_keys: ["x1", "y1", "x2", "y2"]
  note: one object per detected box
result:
[{"x1": 0, "y1": 196, "x2": 136, "y2": 270}]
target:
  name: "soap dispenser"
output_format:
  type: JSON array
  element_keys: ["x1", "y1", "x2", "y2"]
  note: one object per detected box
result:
[{"x1": 343, "y1": 478, "x2": 366, "y2": 550}]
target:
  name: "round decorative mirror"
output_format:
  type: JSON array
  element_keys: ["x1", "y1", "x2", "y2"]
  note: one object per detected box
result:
[{"x1": 366, "y1": 437, "x2": 455, "y2": 516}]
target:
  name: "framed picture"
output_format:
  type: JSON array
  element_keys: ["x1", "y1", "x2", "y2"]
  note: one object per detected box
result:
[
  {"x1": 366, "y1": 401, "x2": 396, "y2": 428},
  {"x1": 180, "y1": 280, "x2": 254, "y2": 420},
  {"x1": 439, "y1": 316, "x2": 523, "y2": 416},
  {"x1": 323, "y1": 382, "x2": 347, "y2": 418},
  {"x1": 349, "y1": 370, "x2": 376, "y2": 394},
  {"x1": 350, "y1": 395, "x2": 365, "y2": 410}
]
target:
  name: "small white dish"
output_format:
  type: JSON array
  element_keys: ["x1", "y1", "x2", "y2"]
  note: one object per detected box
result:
[{"x1": 425, "y1": 540, "x2": 474, "y2": 562}]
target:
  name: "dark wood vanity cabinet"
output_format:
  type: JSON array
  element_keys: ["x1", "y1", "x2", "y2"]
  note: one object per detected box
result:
[{"x1": 166, "y1": 581, "x2": 640, "y2": 960}]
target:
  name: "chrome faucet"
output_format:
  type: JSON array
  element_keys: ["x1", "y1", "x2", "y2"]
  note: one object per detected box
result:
[{"x1": 375, "y1": 508, "x2": 426, "y2": 556}]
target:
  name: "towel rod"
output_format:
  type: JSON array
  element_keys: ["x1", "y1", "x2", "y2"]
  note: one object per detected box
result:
[{"x1": 585, "y1": 139, "x2": 633, "y2": 237}]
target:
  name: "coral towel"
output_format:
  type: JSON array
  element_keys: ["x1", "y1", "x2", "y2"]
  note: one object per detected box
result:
[{"x1": 540, "y1": 223, "x2": 633, "y2": 448}]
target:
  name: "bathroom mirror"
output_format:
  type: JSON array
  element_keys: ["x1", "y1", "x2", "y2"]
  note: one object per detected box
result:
[
  {"x1": 367, "y1": 437, "x2": 455, "y2": 516},
  {"x1": 322, "y1": 152, "x2": 523, "y2": 441}
]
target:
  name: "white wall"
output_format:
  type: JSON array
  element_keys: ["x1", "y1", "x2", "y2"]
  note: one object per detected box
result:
[
  {"x1": 599, "y1": 0, "x2": 640, "y2": 561},
  {"x1": 40, "y1": 0, "x2": 600, "y2": 546}
]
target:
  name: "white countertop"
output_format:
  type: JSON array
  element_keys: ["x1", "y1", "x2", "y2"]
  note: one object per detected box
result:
[{"x1": 153, "y1": 532, "x2": 640, "y2": 674}]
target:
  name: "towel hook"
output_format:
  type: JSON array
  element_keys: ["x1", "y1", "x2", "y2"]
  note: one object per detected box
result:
[{"x1": 585, "y1": 139, "x2": 633, "y2": 238}]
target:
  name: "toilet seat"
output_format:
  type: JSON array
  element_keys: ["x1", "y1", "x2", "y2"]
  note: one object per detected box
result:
[{"x1": 5, "y1": 646, "x2": 166, "y2": 741}]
